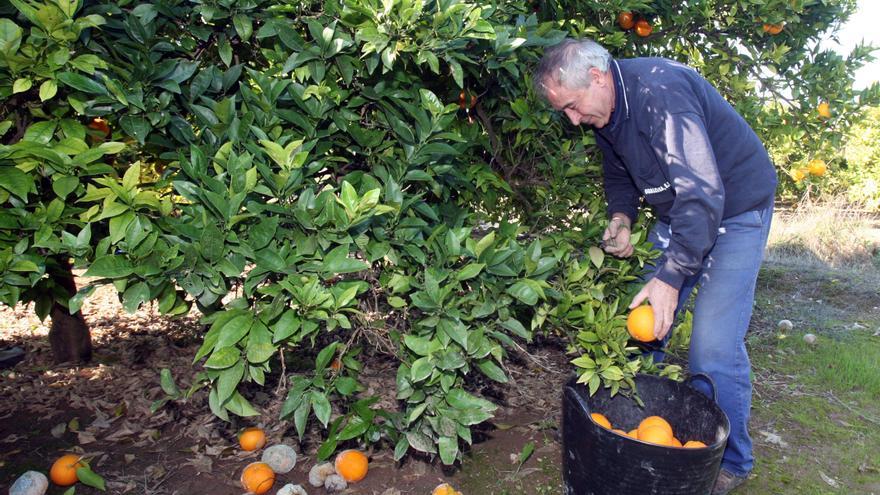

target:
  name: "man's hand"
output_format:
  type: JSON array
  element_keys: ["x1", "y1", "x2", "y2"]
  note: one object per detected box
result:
[
  {"x1": 629, "y1": 278, "x2": 679, "y2": 340},
  {"x1": 602, "y1": 214, "x2": 634, "y2": 258}
]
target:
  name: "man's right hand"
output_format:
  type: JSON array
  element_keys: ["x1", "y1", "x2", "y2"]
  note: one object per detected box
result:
[{"x1": 602, "y1": 214, "x2": 634, "y2": 257}]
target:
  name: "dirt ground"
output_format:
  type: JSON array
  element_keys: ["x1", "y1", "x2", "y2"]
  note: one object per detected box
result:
[
  {"x1": 0, "y1": 280, "x2": 568, "y2": 494},
  {"x1": 3, "y1": 259, "x2": 879, "y2": 495}
]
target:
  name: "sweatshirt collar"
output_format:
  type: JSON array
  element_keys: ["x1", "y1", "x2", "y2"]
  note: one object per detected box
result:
[{"x1": 602, "y1": 59, "x2": 630, "y2": 133}]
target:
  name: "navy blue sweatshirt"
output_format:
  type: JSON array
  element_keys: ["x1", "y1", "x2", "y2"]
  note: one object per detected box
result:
[{"x1": 596, "y1": 58, "x2": 777, "y2": 289}]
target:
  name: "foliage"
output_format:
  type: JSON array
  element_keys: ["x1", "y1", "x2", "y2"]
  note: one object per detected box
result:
[{"x1": 0, "y1": 0, "x2": 874, "y2": 464}]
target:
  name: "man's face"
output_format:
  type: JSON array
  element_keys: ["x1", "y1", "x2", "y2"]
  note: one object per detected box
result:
[{"x1": 543, "y1": 67, "x2": 615, "y2": 128}]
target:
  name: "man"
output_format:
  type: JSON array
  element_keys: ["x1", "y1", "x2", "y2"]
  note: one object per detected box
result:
[{"x1": 534, "y1": 39, "x2": 777, "y2": 494}]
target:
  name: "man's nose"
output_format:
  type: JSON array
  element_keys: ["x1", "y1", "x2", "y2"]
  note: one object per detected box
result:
[{"x1": 565, "y1": 109, "x2": 579, "y2": 125}]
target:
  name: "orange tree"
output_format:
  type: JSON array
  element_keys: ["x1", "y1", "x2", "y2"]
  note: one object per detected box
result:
[{"x1": 0, "y1": 0, "x2": 874, "y2": 463}]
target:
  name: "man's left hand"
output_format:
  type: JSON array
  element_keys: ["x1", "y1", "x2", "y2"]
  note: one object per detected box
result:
[{"x1": 629, "y1": 278, "x2": 680, "y2": 341}]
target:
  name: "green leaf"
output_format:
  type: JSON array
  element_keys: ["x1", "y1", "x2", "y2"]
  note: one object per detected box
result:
[
  {"x1": 219, "y1": 36, "x2": 232, "y2": 66},
  {"x1": 24, "y1": 121, "x2": 57, "y2": 144},
  {"x1": 216, "y1": 313, "x2": 253, "y2": 348},
  {"x1": 52, "y1": 175, "x2": 79, "y2": 199},
  {"x1": 456, "y1": 263, "x2": 484, "y2": 281},
  {"x1": 588, "y1": 246, "x2": 605, "y2": 269},
  {"x1": 506, "y1": 280, "x2": 539, "y2": 305},
  {"x1": 39, "y1": 79, "x2": 57, "y2": 101},
  {"x1": 204, "y1": 346, "x2": 240, "y2": 369},
  {"x1": 13, "y1": 78, "x2": 31, "y2": 94},
  {"x1": 76, "y1": 466, "x2": 106, "y2": 491},
  {"x1": 0, "y1": 166, "x2": 33, "y2": 201},
  {"x1": 322, "y1": 245, "x2": 369, "y2": 274},
  {"x1": 217, "y1": 361, "x2": 245, "y2": 403},
  {"x1": 57, "y1": 72, "x2": 108, "y2": 95},
  {"x1": 477, "y1": 359, "x2": 508, "y2": 383},
  {"x1": 311, "y1": 390, "x2": 332, "y2": 427},
  {"x1": 233, "y1": 14, "x2": 253, "y2": 41},
  {"x1": 224, "y1": 391, "x2": 260, "y2": 416},
  {"x1": 160, "y1": 368, "x2": 180, "y2": 396},
  {"x1": 119, "y1": 115, "x2": 151, "y2": 145},
  {"x1": 84, "y1": 255, "x2": 134, "y2": 278},
  {"x1": 410, "y1": 356, "x2": 433, "y2": 382},
  {"x1": 438, "y1": 435, "x2": 458, "y2": 465}
]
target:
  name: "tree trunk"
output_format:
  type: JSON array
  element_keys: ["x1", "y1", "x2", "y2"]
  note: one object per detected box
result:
[{"x1": 48, "y1": 257, "x2": 92, "y2": 364}]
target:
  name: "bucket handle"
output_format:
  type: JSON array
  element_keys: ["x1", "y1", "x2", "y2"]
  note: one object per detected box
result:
[{"x1": 686, "y1": 373, "x2": 718, "y2": 402}]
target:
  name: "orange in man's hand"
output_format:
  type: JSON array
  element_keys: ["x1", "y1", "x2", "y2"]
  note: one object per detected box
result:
[{"x1": 627, "y1": 305, "x2": 656, "y2": 342}]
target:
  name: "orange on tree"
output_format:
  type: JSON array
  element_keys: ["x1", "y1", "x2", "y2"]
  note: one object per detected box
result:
[
  {"x1": 627, "y1": 305, "x2": 655, "y2": 342},
  {"x1": 239, "y1": 427, "x2": 267, "y2": 451},
  {"x1": 330, "y1": 358, "x2": 342, "y2": 371},
  {"x1": 790, "y1": 168, "x2": 807, "y2": 183},
  {"x1": 635, "y1": 19, "x2": 653, "y2": 37},
  {"x1": 590, "y1": 412, "x2": 612, "y2": 429},
  {"x1": 240, "y1": 462, "x2": 275, "y2": 495},
  {"x1": 684, "y1": 440, "x2": 708, "y2": 448},
  {"x1": 808, "y1": 159, "x2": 827, "y2": 176},
  {"x1": 762, "y1": 23, "x2": 783, "y2": 35},
  {"x1": 818, "y1": 101, "x2": 832, "y2": 118},
  {"x1": 638, "y1": 416, "x2": 673, "y2": 437},
  {"x1": 87, "y1": 117, "x2": 110, "y2": 136},
  {"x1": 334, "y1": 449, "x2": 369, "y2": 483},
  {"x1": 618, "y1": 12, "x2": 635, "y2": 30},
  {"x1": 638, "y1": 425, "x2": 674, "y2": 446},
  {"x1": 50, "y1": 454, "x2": 84, "y2": 486}
]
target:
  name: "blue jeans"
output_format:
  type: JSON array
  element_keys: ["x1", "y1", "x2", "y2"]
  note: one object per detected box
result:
[{"x1": 646, "y1": 204, "x2": 773, "y2": 476}]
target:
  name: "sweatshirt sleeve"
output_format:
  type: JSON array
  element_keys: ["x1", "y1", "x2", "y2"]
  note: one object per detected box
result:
[
  {"x1": 649, "y1": 111, "x2": 725, "y2": 289},
  {"x1": 596, "y1": 132, "x2": 640, "y2": 222}
]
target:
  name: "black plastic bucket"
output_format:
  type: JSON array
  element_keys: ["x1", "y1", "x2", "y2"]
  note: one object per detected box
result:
[{"x1": 562, "y1": 373, "x2": 730, "y2": 495}]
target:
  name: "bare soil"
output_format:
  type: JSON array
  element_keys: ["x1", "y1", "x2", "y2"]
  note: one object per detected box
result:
[{"x1": 0, "y1": 280, "x2": 568, "y2": 494}]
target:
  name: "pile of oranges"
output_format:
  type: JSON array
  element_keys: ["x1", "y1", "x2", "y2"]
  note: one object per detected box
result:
[
  {"x1": 237, "y1": 426, "x2": 371, "y2": 493},
  {"x1": 591, "y1": 412, "x2": 707, "y2": 449}
]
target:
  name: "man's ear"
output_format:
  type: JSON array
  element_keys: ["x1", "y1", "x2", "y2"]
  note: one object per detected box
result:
[{"x1": 589, "y1": 67, "x2": 606, "y2": 86}]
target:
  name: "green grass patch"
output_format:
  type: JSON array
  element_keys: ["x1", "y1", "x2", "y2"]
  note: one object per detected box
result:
[
  {"x1": 748, "y1": 329, "x2": 880, "y2": 494},
  {"x1": 774, "y1": 331, "x2": 880, "y2": 398}
]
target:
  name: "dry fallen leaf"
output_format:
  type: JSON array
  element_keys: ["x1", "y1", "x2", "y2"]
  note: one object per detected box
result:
[
  {"x1": 758, "y1": 430, "x2": 789, "y2": 448},
  {"x1": 819, "y1": 471, "x2": 840, "y2": 488},
  {"x1": 51, "y1": 422, "x2": 67, "y2": 438}
]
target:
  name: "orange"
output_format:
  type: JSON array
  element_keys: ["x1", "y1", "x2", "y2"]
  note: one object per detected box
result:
[
  {"x1": 791, "y1": 168, "x2": 807, "y2": 183},
  {"x1": 87, "y1": 118, "x2": 110, "y2": 137},
  {"x1": 638, "y1": 425, "x2": 673, "y2": 446},
  {"x1": 627, "y1": 305, "x2": 655, "y2": 342},
  {"x1": 635, "y1": 19, "x2": 653, "y2": 37},
  {"x1": 612, "y1": 428, "x2": 628, "y2": 436},
  {"x1": 334, "y1": 449, "x2": 369, "y2": 483},
  {"x1": 762, "y1": 23, "x2": 783, "y2": 35},
  {"x1": 432, "y1": 483, "x2": 462, "y2": 495},
  {"x1": 818, "y1": 102, "x2": 831, "y2": 118},
  {"x1": 239, "y1": 427, "x2": 267, "y2": 451},
  {"x1": 50, "y1": 454, "x2": 83, "y2": 486},
  {"x1": 671, "y1": 437, "x2": 683, "y2": 447},
  {"x1": 627, "y1": 428, "x2": 639, "y2": 438},
  {"x1": 618, "y1": 12, "x2": 635, "y2": 30},
  {"x1": 808, "y1": 159, "x2": 827, "y2": 176},
  {"x1": 638, "y1": 416, "x2": 673, "y2": 437},
  {"x1": 684, "y1": 440, "x2": 708, "y2": 448},
  {"x1": 240, "y1": 462, "x2": 275, "y2": 494},
  {"x1": 330, "y1": 358, "x2": 342, "y2": 371},
  {"x1": 590, "y1": 413, "x2": 612, "y2": 429}
]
